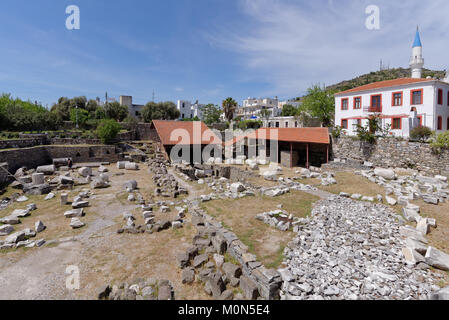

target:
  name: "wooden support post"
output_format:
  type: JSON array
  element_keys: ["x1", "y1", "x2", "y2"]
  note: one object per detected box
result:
[
  {"x1": 326, "y1": 145, "x2": 329, "y2": 164},
  {"x1": 306, "y1": 143, "x2": 309, "y2": 169},
  {"x1": 290, "y1": 143, "x2": 293, "y2": 168}
]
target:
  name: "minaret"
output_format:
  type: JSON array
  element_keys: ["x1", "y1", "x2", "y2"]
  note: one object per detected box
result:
[
  {"x1": 444, "y1": 69, "x2": 449, "y2": 83},
  {"x1": 410, "y1": 26, "x2": 424, "y2": 79}
]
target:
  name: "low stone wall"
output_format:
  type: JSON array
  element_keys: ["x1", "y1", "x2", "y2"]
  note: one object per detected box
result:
[
  {"x1": 136, "y1": 123, "x2": 159, "y2": 141},
  {"x1": 0, "y1": 145, "x2": 123, "y2": 174},
  {"x1": 0, "y1": 138, "x2": 47, "y2": 150},
  {"x1": 50, "y1": 138, "x2": 101, "y2": 145},
  {"x1": 332, "y1": 137, "x2": 449, "y2": 176},
  {"x1": 189, "y1": 204, "x2": 282, "y2": 300},
  {"x1": 0, "y1": 131, "x2": 137, "y2": 150}
]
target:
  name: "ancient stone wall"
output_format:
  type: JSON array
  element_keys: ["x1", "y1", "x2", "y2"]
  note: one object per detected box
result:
[
  {"x1": 136, "y1": 123, "x2": 159, "y2": 141},
  {"x1": 332, "y1": 137, "x2": 449, "y2": 176},
  {"x1": 189, "y1": 204, "x2": 282, "y2": 300},
  {"x1": 0, "y1": 138, "x2": 47, "y2": 150}
]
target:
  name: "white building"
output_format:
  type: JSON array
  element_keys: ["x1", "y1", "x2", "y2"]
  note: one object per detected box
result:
[
  {"x1": 263, "y1": 116, "x2": 301, "y2": 128},
  {"x1": 279, "y1": 99, "x2": 301, "y2": 109},
  {"x1": 335, "y1": 28, "x2": 449, "y2": 137},
  {"x1": 119, "y1": 96, "x2": 144, "y2": 118},
  {"x1": 177, "y1": 100, "x2": 206, "y2": 120},
  {"x1": 238, "y1": 97, "x2": 281, "y2": 120}
]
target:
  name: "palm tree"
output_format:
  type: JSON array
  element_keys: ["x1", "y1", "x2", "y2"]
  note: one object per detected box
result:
[{"x1": 222, "y1": 97, "x2": 238, "y2": 122}]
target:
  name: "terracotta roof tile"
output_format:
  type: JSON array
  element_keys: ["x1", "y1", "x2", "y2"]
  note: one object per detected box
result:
[
  {"x1": 226, "y1": 128, "x2": 330, "y2": 145},
  {"x1": 335, "y1": 78, "x2": 432, "y2": 96},
  {"x1": 151, "y1": 120, "x2": 222, "y2": 145}
]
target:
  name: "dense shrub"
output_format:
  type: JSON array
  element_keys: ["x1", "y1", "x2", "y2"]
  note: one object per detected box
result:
[
  {"x1": 431, "y1": 131, "x2": 449, "y2": 152},
  {"x1": 410, "y1": 126, "x2": 433, "y2": 142},
  {"x1": 96, "y1": 119, "x2": 121, "y2": 144},
  {"x1": 237, "y1": 120, "x2": 262, "y2": 130},
  {"x1": 331, "y1": 126, "x2": 343, "y2": 138}
]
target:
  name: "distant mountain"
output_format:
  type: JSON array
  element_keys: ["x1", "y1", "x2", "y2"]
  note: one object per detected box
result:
[{"x1": 327, "y1": 68, "x2": 446, "y2": 93}]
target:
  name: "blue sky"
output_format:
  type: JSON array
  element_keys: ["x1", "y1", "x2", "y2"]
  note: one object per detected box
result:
[{"x1": 0, "y1": 0, "x2": 448, "y2": 108}]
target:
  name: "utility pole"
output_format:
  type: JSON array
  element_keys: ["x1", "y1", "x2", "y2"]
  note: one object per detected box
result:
[{"x1": 152, "y1": 90, "x2": 155, "y2": 102}]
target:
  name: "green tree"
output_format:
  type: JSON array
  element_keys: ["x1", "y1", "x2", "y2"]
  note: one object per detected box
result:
[
  {"x1": 141, "y1": 101, "x2": 180, "y2": 122},
  {"x1": 104, "y1": 102, "x2": 129, "y2": 121},
  {"x1": 202, "y1": 104, "x2": 222, "y2": 125},
  {"x1": 96, "y1": 119, "x2": 121, "y2": 144},
  {"x1": 51, "y1": 97, "x2": 71, "y2": 121},
  {"x1": 222, "y1": 97, "x2": 237, "y2": 122},
  {"x1": 70, "y1": 108, "x2": 89, "y2": 128},
  {"x1": 301, "y1": 84, "x2": 335, "y2": 127},
  {"x1": 122, "y1": 115, "x2": 139, "y2": 132},
  {"x1": 281, "y1": 104, "x2": 298, "y2": 117},
  {"x1": 259, "y1": 109, "x2": 272, "y2": 121},
  {"x1": 94, "y1": 106, "x2": 106, "y2": 119},
  {"x1": 0, "y1": 93, "x2": 60, "y2": 131}
]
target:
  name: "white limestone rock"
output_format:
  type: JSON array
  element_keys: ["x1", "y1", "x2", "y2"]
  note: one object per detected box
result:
[
  {"x1": 374, "y1": 168, "x2": 396, "y2": 180},
  {"x1": 70, "y1": 218, "x2": 85, "y2": 229},
  {"x1": 425, "y1": 247, "x2": 449, "y2": 271}
]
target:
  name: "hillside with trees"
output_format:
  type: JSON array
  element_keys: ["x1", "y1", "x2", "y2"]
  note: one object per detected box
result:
[{"x1": 327, "y1": 68, "x2": 446, "y2": 93}]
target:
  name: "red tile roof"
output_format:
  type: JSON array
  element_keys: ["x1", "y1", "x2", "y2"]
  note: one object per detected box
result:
[
  {"x1": 335, "y1": 78, "x2": 432, "y2": 96},
  {"x1": 226, "y1": 128, "x2": 330, "y2": 146},
  {"x1": 151, "y1": 120, "x2": 222, "y2": 145}
]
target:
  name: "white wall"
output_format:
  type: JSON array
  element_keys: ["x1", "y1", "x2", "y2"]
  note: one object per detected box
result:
[
  {"x1": 335, "y1": 81, "x2": 449, "y2": 137},
  {"x1": 177, "y1": 100, "x2": 192, "y2": 119}
]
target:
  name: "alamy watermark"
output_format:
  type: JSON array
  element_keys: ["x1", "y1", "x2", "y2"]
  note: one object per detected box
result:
[
  {"x1": 168, "y1": 123, "x2": 279, "y2": 164},
  {"x1": 66, "y1": 5, "x2": 80, "y2": 30},
  {"x1": 65, "y1": 265, "x2": 80, "y2": 290},
  {"x1": 365, "y1": 5, "x2": 380, "y2": 30}
]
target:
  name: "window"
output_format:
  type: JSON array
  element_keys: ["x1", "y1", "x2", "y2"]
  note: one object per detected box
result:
[
  {"x1": 370, "y1": 95, "x2": 382, "y2": 111},
  {"x1": 341, "y1": 98, "x2": 348, "y2": 110},
  {"x1": 417, "y1": 116, "x2": 423, "y2": 126},
  {"x1": 447, "y1": 117, "x2": 449, "y2": 131},
  {"x1": 438, "y1": 89, "x2": 443, "y2": 105},
  {"x1": 411, "y1": 89, "x2": 423, "y2": 105},
  {"x1": 295, "y1": 121, "x2": 298, "y2": 128},
  {"x1": 392, "y1": 118, "x2": 401, "y2": 130},
  {"x1": 341, "y1": 119, "x2": 348, "y2": 129},
  {"x1": 275, "y1": 122, "x2": 280, "y2": 128},
  {"x1": 438, "y1": 116, "x2": 443, "y2": 130},
  {"x1": 392, "y1": 92, "x2": 403, "y2": 106},
  {"x1": 285, "y1": 122, "x2": 289, "y2": 128},
  {"x1": 353, "y1": 97, "x2": 362, "y2": 109},
  {"x1": 353, "y1": 119, "x2": 361, "y2": 130}
]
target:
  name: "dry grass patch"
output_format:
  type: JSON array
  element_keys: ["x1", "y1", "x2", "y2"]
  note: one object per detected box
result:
[
  {"x1": 409, "y1": 200, "x2": 449, "y2": 255},
  {"x1": 200, "y1": 191, "x2": 319, "y2": 268},
  {"x1": 319, "y1": 171, "x2": 386, "y2": 197}
]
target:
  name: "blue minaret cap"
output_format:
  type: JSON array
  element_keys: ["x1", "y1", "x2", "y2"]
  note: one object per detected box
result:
[{"x1": 413, "y1": 26, "x2": 422, "y2": 47}]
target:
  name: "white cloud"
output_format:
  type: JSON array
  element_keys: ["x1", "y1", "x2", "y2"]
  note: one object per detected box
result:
[{"x1": 206, "y1": 0, "x2": 449, "y2": 97}]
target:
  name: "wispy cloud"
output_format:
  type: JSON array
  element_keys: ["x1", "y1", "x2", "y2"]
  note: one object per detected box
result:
[{"x1": 206, "y1": 0, "x2": 449, "y2": 97}]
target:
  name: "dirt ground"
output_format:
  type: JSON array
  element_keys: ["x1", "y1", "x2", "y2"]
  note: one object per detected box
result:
[
  {"x1": 0, "y1": 164, "x2": 210, "y2": 300},
  {"x1": 1, "y1": 161, "x2": 448, "y2": 299}
]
